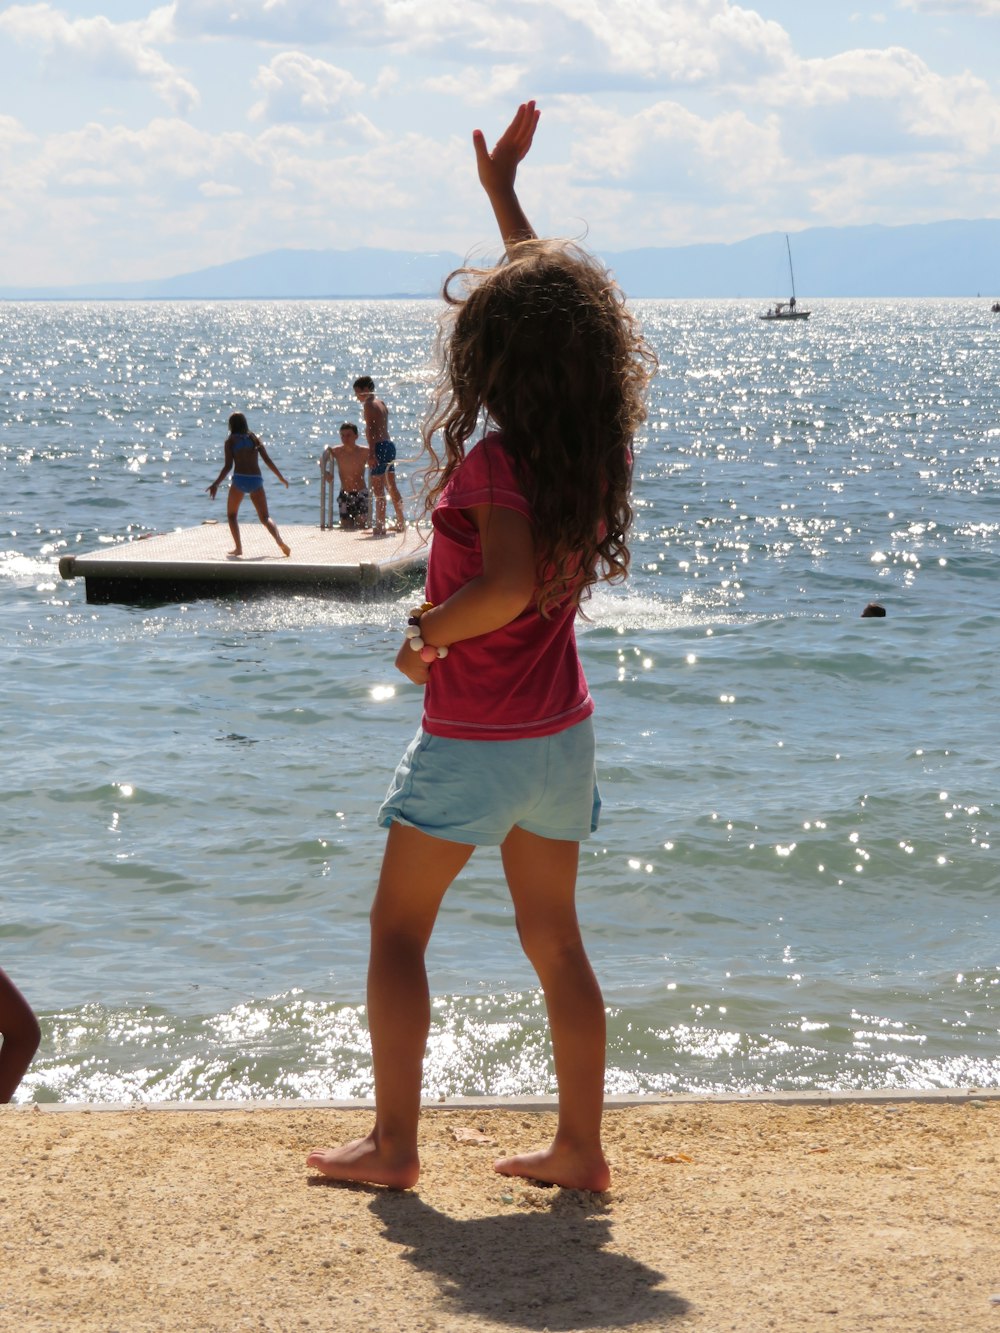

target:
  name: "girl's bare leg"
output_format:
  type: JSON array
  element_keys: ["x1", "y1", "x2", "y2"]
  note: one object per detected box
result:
[
  {"x1": 494, "y1": 825, "x2": 610, "y2": 1190},
  {"x1": 370, "y1": 476, "x2": 387, "y2": 534},
  {"x1": 386, "y1": 472, "x2": 406, "y2": 531},
  {"x1": 306, "y1": 823, "x2": 474, "y2": 1187},
  {"x1": 0, "y1": 969, "x2": 41, "y2": 1104},
  {"x1": 226, "y1": 488, "x2": 243, "y2": 555},
  {"x1": 249, "y1": 489, "x2": 290, "y2": 555}
]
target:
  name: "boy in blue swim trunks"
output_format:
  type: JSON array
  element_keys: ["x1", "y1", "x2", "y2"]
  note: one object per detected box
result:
[{"x1": 353, "y1": 375, "x2": 406, "y2": 536}]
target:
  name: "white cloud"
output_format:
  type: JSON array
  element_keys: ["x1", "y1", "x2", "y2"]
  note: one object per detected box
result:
[
  {"x1": 537, "y1": 0, "x2": 790, "y2": 85},
  {"x1": 759, "y1": 46, "x2": 1000, "y2": 161},
  {"x1": 899, "y1": 0, "x2": 1000, "y2": 13},
  {"x1": 171, "y1": 0, "x2": 791, "y2": 87},
  {"x1": 424, "y1": 65, "x2": 528, "y2": 105},
  {"x1": 538, "y1": 41, "x2": 1000, "y2": 244},
  {"x1": 371, "y1": 66, "x2": 400, "y2": 98},
  {"x1": 249, "y1": 53, "x2": 372, "y2": 130},
  {"x1": 170, "y1": 0, "x2": 378, "y2": 44},
  {"x1": 0, "y1": 113, "x2": 478, "y2": 283},
  {"x1": 198, "y1": 180, "x2": 243, "y2": 198},
  {"x1": 4, "y1": 0, "x2": 1000, "y2": 282},
  {"x1": 0, "y1": 3, "x2": 199, "y2": 114},
  {"x1": 566, "y1": 99, "x2": 785, "y2": 200},
  {"x1": 0, "y1": 116, "x2": 40, "y2": 230},
  {"x1": 0, "y1": 115, "x2": 36, "y2": 152}
]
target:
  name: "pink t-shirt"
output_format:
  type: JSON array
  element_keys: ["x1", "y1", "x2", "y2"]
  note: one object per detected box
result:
[{"x1": 422, "y1": 433, "x2": 594, "y2": 741}]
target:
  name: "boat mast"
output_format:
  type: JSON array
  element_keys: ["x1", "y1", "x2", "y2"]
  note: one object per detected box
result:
[{"x1": 785, "y1": 233, "x2": 797, "y2": 303}]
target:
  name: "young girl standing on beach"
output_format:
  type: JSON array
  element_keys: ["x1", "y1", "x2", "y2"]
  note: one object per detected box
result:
[{"x1": 307, "y1": 102, "x2": 654, "y2": 1191}]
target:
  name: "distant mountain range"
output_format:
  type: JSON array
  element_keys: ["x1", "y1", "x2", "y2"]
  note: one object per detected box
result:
[{"x1": 4, "y1": 219, "x2": 1000, "y2": 300}]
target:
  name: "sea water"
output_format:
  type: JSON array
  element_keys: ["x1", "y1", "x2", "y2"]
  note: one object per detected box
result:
[{"x1": 1, "y1": 297, "x2": 997, "y2": 1103}]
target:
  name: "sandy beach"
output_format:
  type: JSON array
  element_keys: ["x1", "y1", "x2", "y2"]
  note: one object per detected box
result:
[{"x1": 2, "y1": 1092, "x2": 997, "y2": 1332}]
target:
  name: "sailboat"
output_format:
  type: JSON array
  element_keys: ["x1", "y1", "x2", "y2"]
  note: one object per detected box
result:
[{"x1": 759, "y1": 234, "x2": 810, "y2": 321}]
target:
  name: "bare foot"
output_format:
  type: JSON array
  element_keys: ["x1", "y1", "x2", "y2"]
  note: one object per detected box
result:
[
  {"x1": 306, "y1": 1134, "x2": 419, "y2": 1189},
  {"x1": 279, "y1": 542, "x2": 291, "y2": 557},
  {"x1": 394, "y1": 521, "x2": 406, "y2": 533},
  {"x1": 494, "y1": 1145, "x2": 610, "y2": 1192},
  {"x1": 228, "y1": 548, "x2": 242, "y2": 558}
]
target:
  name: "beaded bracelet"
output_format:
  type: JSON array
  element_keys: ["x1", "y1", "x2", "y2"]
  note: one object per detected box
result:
[{"x1": 405, "y1": 601, "x2": 448, "y2": 663}]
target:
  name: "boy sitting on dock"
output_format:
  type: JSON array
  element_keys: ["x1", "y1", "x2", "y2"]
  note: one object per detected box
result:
[{"x1": 322, "y1": 422, "x2": 370, "y2": 530}]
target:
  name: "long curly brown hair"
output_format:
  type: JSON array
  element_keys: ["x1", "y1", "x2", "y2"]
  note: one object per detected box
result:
[{"x1": 422, "y1": 239, "x2": 656, "y2": 616}]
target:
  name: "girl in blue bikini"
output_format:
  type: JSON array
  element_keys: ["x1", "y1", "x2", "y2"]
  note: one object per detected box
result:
[{"x1": 207, "y1": 412, "x2": 291, "y2": 557}]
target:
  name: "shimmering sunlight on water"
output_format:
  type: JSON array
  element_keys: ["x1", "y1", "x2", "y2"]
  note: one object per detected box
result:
[{"x1": 1, "y1": 298, "x2": 997, "y2": 1101}]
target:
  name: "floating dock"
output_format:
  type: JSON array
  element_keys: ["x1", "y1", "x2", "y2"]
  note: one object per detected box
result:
[{"x1": 58, "y1": 522, "x2": 429, "y2": 603}]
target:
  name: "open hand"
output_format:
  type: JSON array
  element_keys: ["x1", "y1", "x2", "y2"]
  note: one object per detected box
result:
[{"x1": 472, "y1": 100, "x2": 539, "y2": 201}]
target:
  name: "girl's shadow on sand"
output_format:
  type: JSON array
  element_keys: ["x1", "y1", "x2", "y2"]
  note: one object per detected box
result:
[{"x1": 366, "y1": 1189, "x2": 690, "y2": 1330}]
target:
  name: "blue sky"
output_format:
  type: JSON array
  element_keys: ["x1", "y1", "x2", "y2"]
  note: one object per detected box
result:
[{"x1": 1, "y1": 0, "x2": 999, "y2": 285}]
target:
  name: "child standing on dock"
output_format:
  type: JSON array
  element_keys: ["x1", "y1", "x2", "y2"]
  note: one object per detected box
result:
[
  {"x1": 206, "y1": 412, "x2": 291, "y2": 557},
  {"x1": 307, "y1": 101, "x2": 654, "y2": 1191},
  {"x1": 352, "y1": 376, "x2": 406, "y2": 536}
]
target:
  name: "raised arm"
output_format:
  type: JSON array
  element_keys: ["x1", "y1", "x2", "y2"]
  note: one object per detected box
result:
[{"x1": 472, "y1": 100, "x2": 540, "y2": 254}]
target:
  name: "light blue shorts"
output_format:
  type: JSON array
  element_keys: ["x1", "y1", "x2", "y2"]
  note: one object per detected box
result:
[{"x1": 378, "y1": 718, "x2": 601, "y2": 846}]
